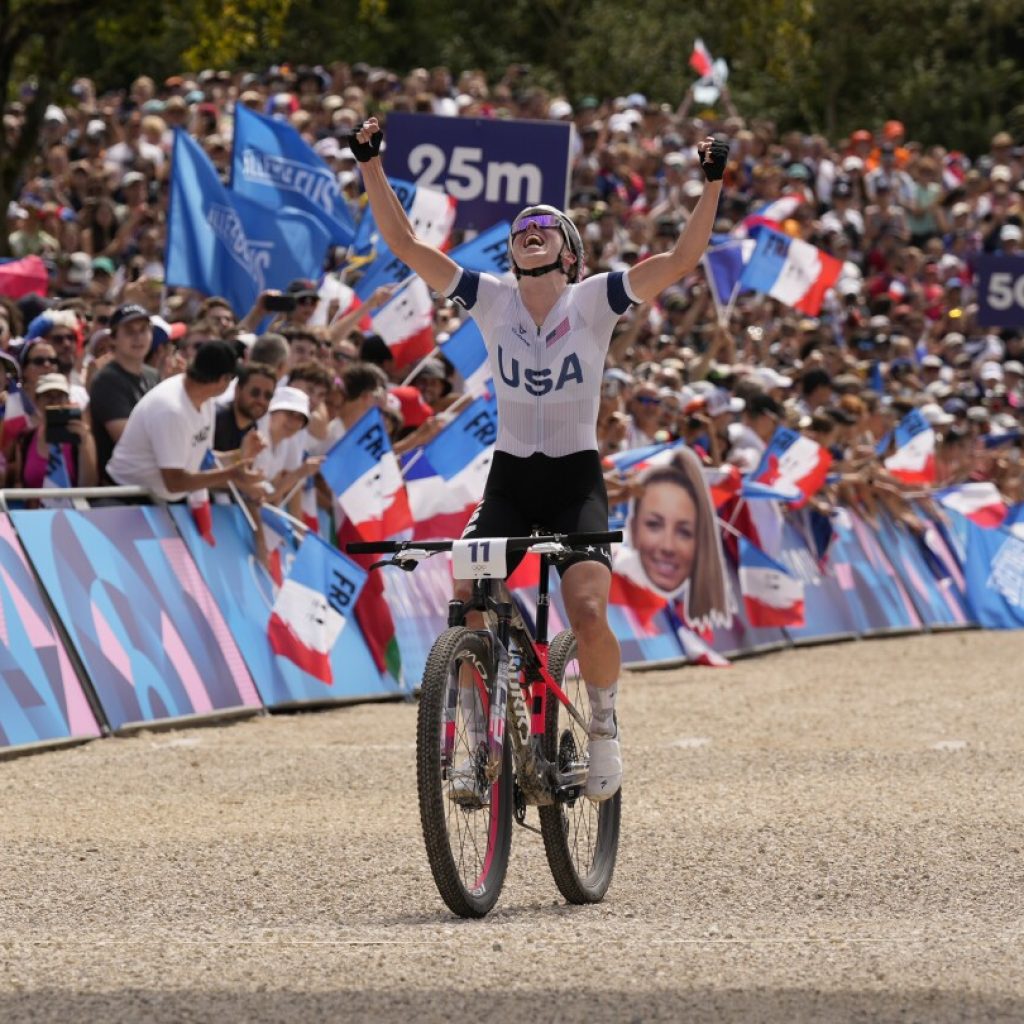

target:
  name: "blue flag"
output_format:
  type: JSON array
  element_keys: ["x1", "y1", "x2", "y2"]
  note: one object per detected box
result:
[
  {"x1": 230, "y1": 104, "x2": 355, "y2": 247},
  {"x1": 448, "y1": 222, "x2": 512, "y2": 276},
  {"x1": 438, "y1": 319, "x2": 489, "y2": 390},
  {"x1": 703, "y1": 240, "x2": 753, "y2": 313},
  {"x1": 421, "y1": 393, "x2": 497, "y2": 479},
  {"x1": 353, "y1": 242, "x2": 416, "y2": 300},
  {"x1": 352, "y1": 178, "x2": 419, "y2": 255},
  {"x1": 167, "y1": 130, "x2": 332, "y2": 315},
  {"x1": 961, "y1": 513, "x2": 1024, "y2": 628}
]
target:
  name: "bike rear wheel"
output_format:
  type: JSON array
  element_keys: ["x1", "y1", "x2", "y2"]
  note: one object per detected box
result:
[
  {"x1": 539, "y1": 629, "x2": 621, "y2": 904},
  {"x1": 417, "y1": 627, "x2": 512, "y2": 918}
]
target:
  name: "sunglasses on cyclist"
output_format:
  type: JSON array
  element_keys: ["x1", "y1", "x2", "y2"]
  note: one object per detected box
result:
[{"x1": 511, "y1": 213, "x2": 562, "y2": 237}]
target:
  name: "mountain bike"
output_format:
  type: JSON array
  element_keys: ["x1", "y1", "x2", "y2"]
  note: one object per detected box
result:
[{"x1": 347, "y1": 530, "x2": 623, "y2": 918}]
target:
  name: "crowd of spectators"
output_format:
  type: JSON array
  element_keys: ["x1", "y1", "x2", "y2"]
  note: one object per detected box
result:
[{"x1": 2, "y1": 61, "x2": 1023, "y2": 530}]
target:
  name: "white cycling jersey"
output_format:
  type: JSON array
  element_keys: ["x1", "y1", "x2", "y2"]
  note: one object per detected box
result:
[{"x1": 446, "y1": 268, "x2": 639, "y2": 457}]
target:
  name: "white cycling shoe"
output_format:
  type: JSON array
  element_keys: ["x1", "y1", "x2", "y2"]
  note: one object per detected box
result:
[{"x1": 585, "y1": 720, "x2": 622, "y2": 802}]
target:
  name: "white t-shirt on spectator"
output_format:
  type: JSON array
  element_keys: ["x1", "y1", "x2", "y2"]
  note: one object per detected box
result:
[
  {"x1": 106, "y1": 375, "x2": 215, "y2": 501},
  {"x1": 253, "y1": 418, "x2": 307, "y2": 481},
  {"x1": 727, "y1": 422, "x2": 767, "y2": 473}
]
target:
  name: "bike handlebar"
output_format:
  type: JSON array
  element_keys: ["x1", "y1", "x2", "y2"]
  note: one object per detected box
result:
[{"x1": 346, "y1": 530, "x2": 623, "y2": 556}]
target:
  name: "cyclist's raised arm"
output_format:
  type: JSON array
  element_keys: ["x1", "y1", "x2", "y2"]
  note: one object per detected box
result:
[
  {"x1": 625, "y1": 136, "x2": 729, "y2": 304},
  {"x1": 352, "y1": 118, "x2": 461, "y2": 295}
]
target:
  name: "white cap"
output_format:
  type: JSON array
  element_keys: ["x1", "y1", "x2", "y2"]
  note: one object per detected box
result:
[
  {"x1": 1003, "y1": 360, "x2": 1024, "y2": 375},
  {"x1": 706, "y1": 388, "x2": 745, "y2": 418},
  {"x1": 1000, "y1": 223, "x2": 1023, "y2": 243},
  {"x1": 920, "y1": 354, "x2": 944, "y2": 369},
  {"x1": 268, "y1": 385, "x2": 310, "y2": 422},
  {"x1": 313, "y1": 137, "x2": 341, "y2": 159},
  {"x1": 548, "y1": 99, "x2": 573, "y2": 119},
  {"x1": 35, "y1": 373, "x2": 71, "y2": 396},
  {"x1": 749, "y1": 367, "x2": 793, "y2": 390},
  {"x1": 991, "y1": 164, "x2": 1013, "y2": 183},
  {"x1": 980, "y1": 361, "x2": 1004, "y2": 381},
  {"x1": 919, "y1": 402, "x2": 954, "y2": 427}
]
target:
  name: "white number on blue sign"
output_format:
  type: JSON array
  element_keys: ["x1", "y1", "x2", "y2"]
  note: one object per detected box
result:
[{"x1": 407, "y1": 144, "x2": 543, "y2": 205}]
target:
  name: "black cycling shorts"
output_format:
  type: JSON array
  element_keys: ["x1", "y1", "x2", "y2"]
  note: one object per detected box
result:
[{"x1": 462, "y1": 450, "x2": 612, "y2": 577}]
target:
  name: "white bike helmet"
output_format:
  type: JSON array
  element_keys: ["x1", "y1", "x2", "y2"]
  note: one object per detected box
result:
[{"x1": 507, "y1": 204, "x2": 586, "y2": 284}]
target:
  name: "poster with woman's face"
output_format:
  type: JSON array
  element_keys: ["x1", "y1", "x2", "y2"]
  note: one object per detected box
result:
[{"x1": 610, "y1": 446, "x2": 733, "y2": 631}]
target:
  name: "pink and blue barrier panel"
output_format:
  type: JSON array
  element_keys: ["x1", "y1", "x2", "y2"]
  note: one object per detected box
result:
[{"x1": 1, "y1": 498, "x2": 1022, "y2": 754}]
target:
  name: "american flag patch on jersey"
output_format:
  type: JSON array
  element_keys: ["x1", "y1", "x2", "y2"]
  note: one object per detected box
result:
[{"x1": 545, "y1": 316, "x2": 571, "y2": 347}]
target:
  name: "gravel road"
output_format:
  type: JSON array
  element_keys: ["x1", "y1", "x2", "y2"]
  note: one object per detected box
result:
[{"x1": 3, "y1": 630, "x2": 1024, "y2": 1023}]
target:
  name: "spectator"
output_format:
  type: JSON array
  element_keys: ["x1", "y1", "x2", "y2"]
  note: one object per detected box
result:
[
  {"x1": 213, "y1": 361, "x2": 277, "y2": 452},
  {"x1": 106, "y1": 340, "x2": 264, "y2": 500},
  {"x1": 88, "y1": 303, "x2": 160, "y2": 480},
  {"x1": 252, "y1": 386, "x2": 322, "y2": 506},
  {"x1": 13, "y1": 372, "x2": 97, "y2": 490}
]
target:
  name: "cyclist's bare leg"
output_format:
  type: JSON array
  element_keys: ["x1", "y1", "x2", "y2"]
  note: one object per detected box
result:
[{"x1": 559, "y1": 560, "x2": 619, "y2": 687}]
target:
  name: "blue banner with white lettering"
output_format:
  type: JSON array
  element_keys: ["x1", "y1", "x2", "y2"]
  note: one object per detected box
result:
[
  {"x1": 230, "y1": 104, "x2": 355, "y2": 247},
  {"x1": 167, "y1": 129, "x2": 332, "y2": 315},
  {"x1": 960, "y1": 512, "x2": 1024, "y2": 627},
  {"x1": 384, "y1": 112, "x2": 571, "y2": 230},
  {"x1": 975, "y1": 253, "x2": 1024, "y2": 328}
]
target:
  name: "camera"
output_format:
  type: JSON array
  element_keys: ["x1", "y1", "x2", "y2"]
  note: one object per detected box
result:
[
  {"x1": 263, "y1": 293, "x2": 297, "y2": 313},
  {"x1": 45, "y1": 406, "x2": 82, "y2": 445}
]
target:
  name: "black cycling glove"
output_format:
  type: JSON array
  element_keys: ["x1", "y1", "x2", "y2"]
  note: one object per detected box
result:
[
  {"x1": 701, "y1": 139, "x2": 730, "y2": 182},
  {"x1": 348, "y1": 130, "x2": 383, "y2": 163}
]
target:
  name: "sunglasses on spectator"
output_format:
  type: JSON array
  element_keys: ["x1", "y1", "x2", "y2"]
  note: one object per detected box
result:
[
  {"x1": 635, "y1": 395, "x2": 661, "y2": 406},
  {"x1": 244, "y1": 385, "x2": 275, "y2": 400},
  {"x1": 295, "y1": 295, "x2": 318, "y2": 305},
  {"x1": 332, "y1": 349, "x2": 354, "y2": 362},
  {"x1": 511, "y1": 213, "x2": 561, "y2": 236},
  {"x1": 25, "y1": 355, "x2": 58, "y2": 367},
  {"x1": 49, "y1": 333, "x2": 76, "y2": 344}
]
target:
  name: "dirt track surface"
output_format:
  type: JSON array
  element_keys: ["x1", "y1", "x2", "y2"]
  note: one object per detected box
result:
[{"x1": 3, "y1": 631, "x2": 1024, "y2": 1023}]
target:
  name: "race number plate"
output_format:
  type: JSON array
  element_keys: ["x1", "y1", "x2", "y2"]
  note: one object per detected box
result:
[{"x1": 451, "y1": 538, "x2": 509, "y2": 580}]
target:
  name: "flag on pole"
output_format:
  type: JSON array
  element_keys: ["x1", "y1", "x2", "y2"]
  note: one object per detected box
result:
[
  {"x1": 448, "y1": 222, "x2": 513, "y2": 276},
  {"x1": 260, "y1": 503, "x2": 300, "y2": 587},
  {"x1": 689, "y1": 38, "x2": 714, "y2": 77},
  {"x1": 267, "y1": 533, "x2": 367, "y2": 684},
  {"x1": 319, "y1": 406, "x2": 412, "y2": 541},
  {"x1": 230, "y1": 104, "x2": 355, "y2": 246},
  {"x1": 743, "y1": 428, "x2": 832, "y2": 505},
  {"x1": 42, "y1": 444, "x2": 71, "y2": 490},
  {"x1": 738, "y1": 536, "x2": 805, "y2": 627},
  {"x1": 738, "y1": 228, "x2": 842, "y2": 316},
  {"x1": 0, "y1": 382, "x2": 32, "y2": 449},
  {"x1": 702, "y1": 240, "x2": 754, "y2": 316},
  {"x1": 884, "y1": 409, "x2": 936, "y2": 485},
  {"x1": 370, "y1": 277, "x2": 437, "y2": 368},
  {"x1": 935, "y1": 482, "x2": 1008, "y2": 529},
  {"x1": 352, "y1": 177, "x2": 456, "y2": 256},
  {"x1": 166, "y1": 129, "x2": 332, "y2": 315}
]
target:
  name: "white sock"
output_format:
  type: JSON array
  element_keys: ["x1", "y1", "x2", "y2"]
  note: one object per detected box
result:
[
  {"x1": 586, "y1": 681, "x2": 618, "y2": 737},
  {"x1": 459, "y1": 685, "x2": 486, "y2": 750}
]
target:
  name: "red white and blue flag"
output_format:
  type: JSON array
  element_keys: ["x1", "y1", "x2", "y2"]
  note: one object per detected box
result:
[
  {"x1": 320, "y1": 406, "x2": 412, "y2": 542},
  {"x1": 353, "y1": 177, "x2": 456, "y2": 257},
  {"x1": 733, "y1": 195, "x2": 806, "y2": 239},
  {"x1": 689, "y1": 38, "x2": 714, "y2": 78},
  {"x1": 267, "y1": 532, "x2": 367, "y2": 685},
  {"x1": 738, "y1": 536, "x2": 805, "y2": 627},
  {"x1": 884, "y1": 409, "x2": 936, "y2": 485},
  {"x1": 438, "y1": 319, "x2": 490, "y2": 395},
  {"x1": 1, "y1": 382, "x2": 31, "y2": 449},
  {"x1": 260, "y1": 503, "x2": 300, "y2": 587},
  {"x1": 936, "y1": 482, "x2": 1008, "y2": 529},
  {"x1": 370, "y1": 276, "x2": 436, "y2": 368},
  {"x1": 743, "y1": 427, "x2": 832, "y2": 506},
  {"x1": 545, "y1": 316, "x2": 571, "y2": 348},
  {"x1": 738, "y1": 228, "x2": 842, "y2": 316},
  {"x1": 404, "y1": 393, "x2": 497, "y2": 540}
]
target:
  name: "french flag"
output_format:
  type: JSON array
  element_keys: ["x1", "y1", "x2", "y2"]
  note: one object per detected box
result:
[
  {"x1": 267, "y1": 533, "x2": 367, "y2": 685},
  {"x1": 405, "y1": 393, "x2": 497, "y2": 540},
  {"x1": 608, "y1": 546, "x2": 671, "y2": 631},
  {"x1": 606, "y1": 440, "x2": 683, "y2": 476},
  {"x1": 733, "y1": 195, "x2": 806, "y2": 238},
  {"x1": 188, "y1": 450, "x2": 217, "y2": 546},
  {"x1": 42, "y1": 444, "x2": 71, "y2": 490},
  {"x1": 1, "y1": 382, "x2": 31, "y2": 449},
  {"x1": 702, "y1": 464, "x2": 743, "y2": 509},
  {"x1": 371, "y1": 277, "x2": 436, "y2": 368},
  {"x1": 936, "y1": 482, "x2": 1008, "y2": 529},
  {"x1": 439, "y1": 319, "x2": 490, "y2": 395},
  {"x1": 743, "y1": 428, "x2": 832, "y2": 506},
  {"x1": 689, "y1": 38, "x2": 714, "y2": 78},
  {"x1": 260, "y1": 503, "x2": 300, "y2": 587},
  {"x1": 739, "y1": 228, "x2": 842, "y2": 316},
  {"x1": 738, "y1": 536, "x2": 805, "y2": 627},
  {"x1": 884, "y1": 409, "x2": 936, "y2": 485},
  {"x1": 320, "y1": 406, "x2": 412, "y2": 542}
]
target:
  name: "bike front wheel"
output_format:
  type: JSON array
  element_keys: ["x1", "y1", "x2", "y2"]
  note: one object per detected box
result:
[
  {"x1": 417, "y1": 627, "x2": 512, "y2": 918},
  {"x1": 539, "y1": 629, "x2": 621, "y2": 904}
]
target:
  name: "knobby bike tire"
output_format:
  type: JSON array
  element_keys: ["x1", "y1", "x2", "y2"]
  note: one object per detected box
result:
[
  {"x1": 538, "y1": 629, "x2": 621, "y2": 904},
  {"x1": 417, "y1": 627, "x2": 513, "y2": 918}
]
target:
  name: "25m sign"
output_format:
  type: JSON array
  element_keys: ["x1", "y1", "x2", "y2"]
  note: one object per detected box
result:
[
  {"x1": 384, "y1": 113, "x2": 571, "y2": 231},
  {"x1": 977, "y1": 254, "x2": 1024, "y2": 329}
]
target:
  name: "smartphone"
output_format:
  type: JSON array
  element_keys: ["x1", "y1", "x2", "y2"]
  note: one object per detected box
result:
[
  {"x1": 263, "y1": 293, "x2": 296, "y2": 313},
  {"x1": 45, "y1": 406, "x2": 82, "y2": 445}
]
